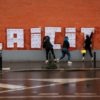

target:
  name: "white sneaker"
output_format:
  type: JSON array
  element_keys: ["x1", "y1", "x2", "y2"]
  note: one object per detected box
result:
[
  {"x1": 54, "y1": 59, "x2": 57, "y2": 62},
  {"x1": 82, "y1": 57, "x2": 84, "y2": 61},
  {"x1": 57, "y1": 58, "x2": 60, "y2": 62},
  {"x1": 91, "y1": 57, "x2": 93, "y2": 61},
  {"x1": 45, "y1": 60, "x2": 48, "y2": 63},
  {"x1": 68, "y1": 61, "x2": 72, "y2": 64}
]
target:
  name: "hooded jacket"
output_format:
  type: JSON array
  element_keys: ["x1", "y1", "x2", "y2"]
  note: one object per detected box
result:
[
  {"x1": 43, "y1": 36, "x2": 53, "y2": 49},
  {"x1": 62, "y1": 37, "x2": 70, "y2": 49}
]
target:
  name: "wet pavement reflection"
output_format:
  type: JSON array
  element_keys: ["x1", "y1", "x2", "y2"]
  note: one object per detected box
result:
[{"x1": 0, "y1": 71, "x2": 100, "y2": 100}]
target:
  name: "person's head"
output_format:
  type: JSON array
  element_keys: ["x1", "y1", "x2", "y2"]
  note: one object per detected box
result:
[
  {"x1": 43, "y1": 36, "x2": 50, "y2": 42},
  {"x1": 43, "y1": 36, "x2": 47, "y2": 41},
  {"x1": 46, "y1": 36, "x2": 50, "y2": 40},
  {"x1": 64, "y1": 36, "x2": 68, "y2": 41},
  {"x1": 86, "y1": 35, "x2": 89, "y2": 39}
]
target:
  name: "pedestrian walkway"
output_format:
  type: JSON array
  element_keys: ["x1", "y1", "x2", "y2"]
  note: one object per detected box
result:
[
  {"x1": 1, "y1": 61, "x2": 100, "y2": 73},
  {"x1": 0, "y1": 70, "x2": 100, "y2": 100}
]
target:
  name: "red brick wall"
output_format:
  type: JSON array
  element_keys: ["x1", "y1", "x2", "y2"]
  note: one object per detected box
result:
[{"x1": 0, "y1": 0, "x2": 100, "y2": 50}]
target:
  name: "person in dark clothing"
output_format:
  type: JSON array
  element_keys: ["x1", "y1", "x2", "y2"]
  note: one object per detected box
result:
[
  {"x1": 57, "y1": 36, "x2": 72, "y2": 64},
  {"x1": 43, "y1": 36, "x2": 56, "y2": 63},
  {"x1": 82, "y1": 30, "x2": 94, "y2": 61}
]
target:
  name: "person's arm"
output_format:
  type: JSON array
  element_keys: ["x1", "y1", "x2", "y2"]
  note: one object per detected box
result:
[
  {"x1": 43, "y1": 39, "x2": 46, "y2": 48},
  {"x1": 68, "y1": 41, "x2": 70, "y2": 49},
  {"x1": 83, "y1": 40, "x2": 86, "y2": 48},
  {"x1": 90, "y1": 30, "x2": 94, "y2": 39},
  {"x1": 43, "y1": 42, "x2": 46, "y2": 48}
]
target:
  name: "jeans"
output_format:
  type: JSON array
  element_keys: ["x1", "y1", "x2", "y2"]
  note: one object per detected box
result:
[{"x1": 60, "y1": 48, "x2": 70, "y2": 61}]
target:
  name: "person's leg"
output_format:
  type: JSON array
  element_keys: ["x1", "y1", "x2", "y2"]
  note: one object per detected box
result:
[
  {"x1": 64, "y1": 48, "x2": 72, "y2": 63},
  {"x1": 88, "y1": 47, "x2": 93, "y2": 57},
  {"x1": 82, "y1": 48, "x2": 87, "y2": 57},
  {"x1": 60, "y1": 49, "x2": 65, "y2": 60},
  {"x1": 82, "y1": 48, "x2": 87, "y2": 61},
  {"x1": 50, "y1": 48, "x2": 56, "y2": 59},
  {"x1": 57, "y1": 48, "x2": 65, "y2": 62},
  {"x1": 62, "y1": 48, "x2": 72, "y2": 64},
  {"x1": 65, "y1": 49, "x2": 70, "y2": 61},
  {"x1": 83, "y1": 53, "x2": 85, "y2": 57},
  {"x1": 46, "y1": 49, "x2": 50, "y2": 60},
  {"x1": 82, "y1": 53, "x2": 85, "y2": 61},
  {"x1": 88, "y1": 47, "x2": 93, "y2": 61}
]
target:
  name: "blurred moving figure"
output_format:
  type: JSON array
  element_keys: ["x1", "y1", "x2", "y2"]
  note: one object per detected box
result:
[
  {"x1": 57, "y1": 36, "x2": 72, "y2": 64},
  {"x1": 43, "y1": 36, "x2": 56, "y2": 63},
  {"x1": 82, "y1": 30, "x2": 94, "y2": 61}
]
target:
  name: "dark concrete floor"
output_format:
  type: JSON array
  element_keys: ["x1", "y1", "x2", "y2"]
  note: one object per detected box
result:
[{"x1": 0, "y1": 71, "x2": 100, "y2": 100}]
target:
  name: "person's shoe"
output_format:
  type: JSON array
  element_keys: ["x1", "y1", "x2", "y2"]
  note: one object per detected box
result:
[
  {"x1": 45, "y1": 60, "x2": 48, "y2": 63},
  {"x1": 57, "y1": 58, "x2": 60, "y2": 62},
  {"x1": 54, "y1": 59, "x2": 57, "y2": 62},
  {"x1": 68, "y1": 61, "x2": 72, "y2": 64},
  {"x1": 91, "y1": 57, "x2": 93, "y2": 61},
  {"x1": 82, "y1": 57, "x2": 84, "y2": 61}
]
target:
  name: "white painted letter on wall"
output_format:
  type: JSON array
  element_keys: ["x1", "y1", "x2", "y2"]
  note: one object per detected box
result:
[
  {"x1": 31, "y1": 28, "x2": 41, "y2": 48},
  {"x1": 65, "y1": 28, "x2": 76, "y2": 47},
  {"x1": 0, "y1": 43, "x2": 2, "y2": 50},
  {"x1": 45, "y1": 27, "x2": 61, "y2": 49},
  {"x1": 7, "y1": 29, "x2": 24, "y2": 48},
  {"x1": 81, "y1": 28, "x2": 95, "y2": 39}
]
